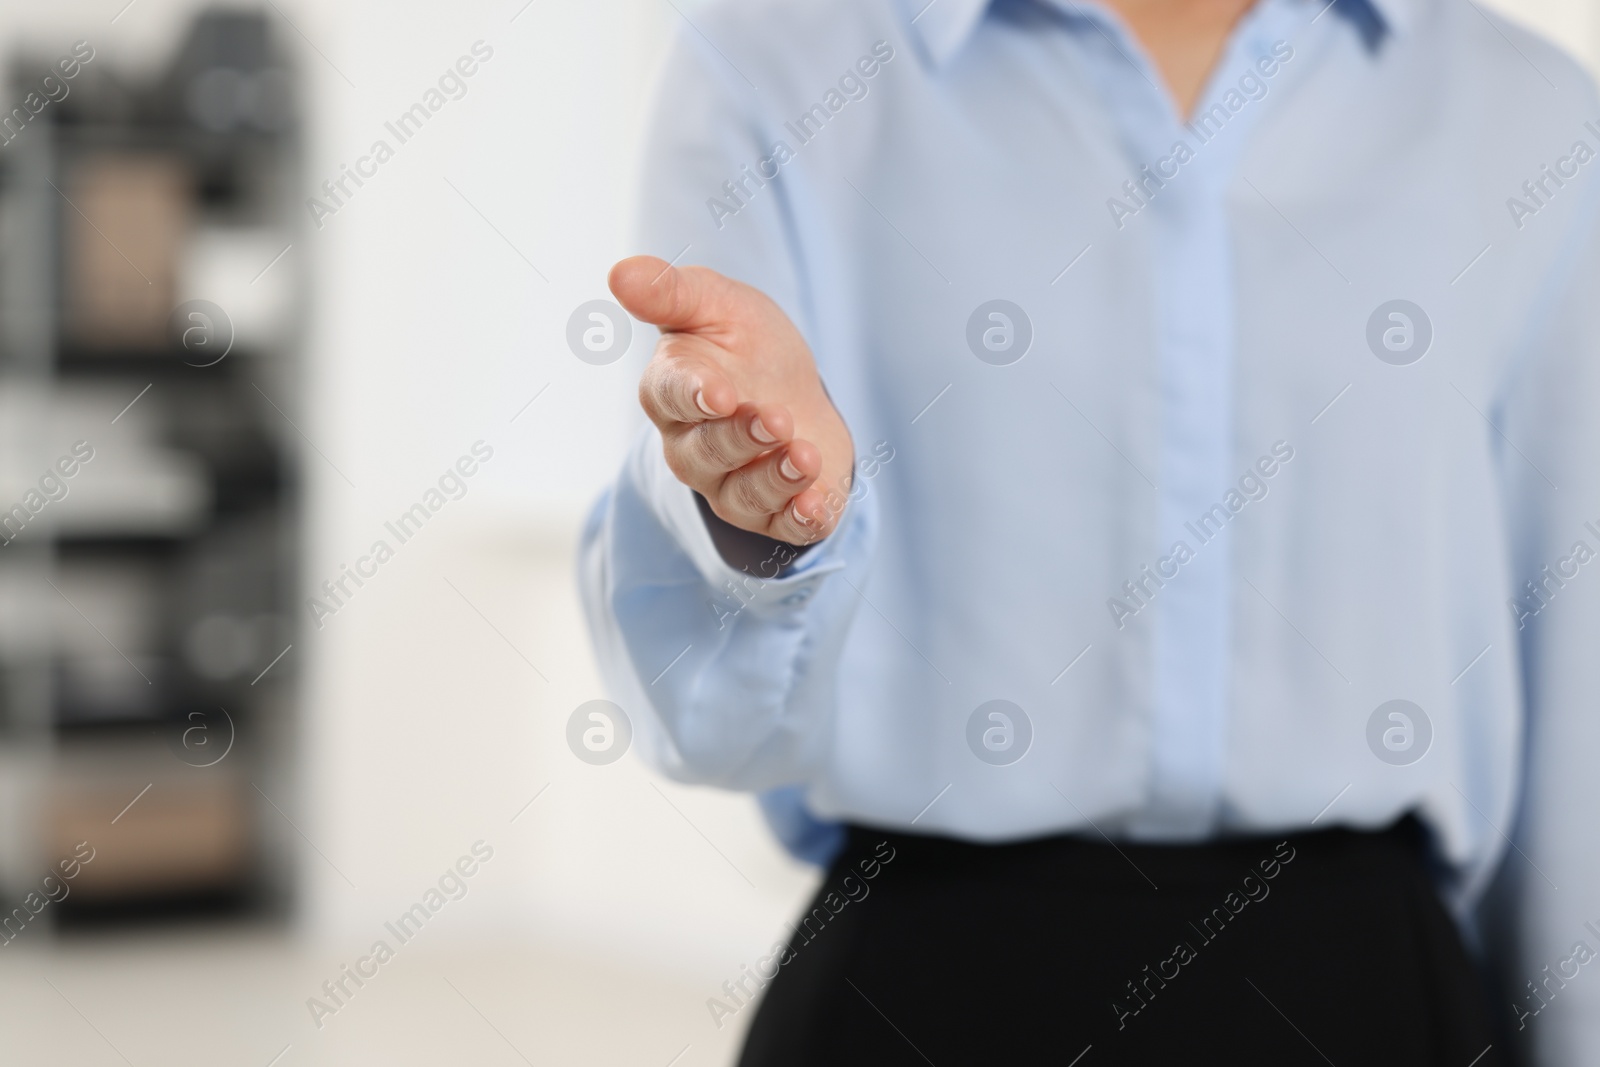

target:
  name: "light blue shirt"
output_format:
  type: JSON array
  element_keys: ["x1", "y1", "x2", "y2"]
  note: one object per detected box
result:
[{"x1": 579, "y1": 0, "x2": 1600, "y2": 1047}]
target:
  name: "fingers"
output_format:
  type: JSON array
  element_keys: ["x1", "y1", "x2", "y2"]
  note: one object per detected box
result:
[
  {"x1": 609, "y1": 257, "x2": 741, "y2": 334},
  {"x1": 663, "y1": 399, "x2": 796, "y2": 494},
  {"x1": 638, "y1": 340, "x2": 738, "y2": 428},
  {"x1": 671, "y1": 402, "x2": 795, "y2": 481},
  {"x1": 774, "y1": 482, "x2": 844, "y2": 543},
  {"x1": 711, "y1": 438, "x2": 824, "y2": 535}
]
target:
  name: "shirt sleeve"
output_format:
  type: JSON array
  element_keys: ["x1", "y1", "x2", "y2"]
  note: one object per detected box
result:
[
  {"x1": 1485, "y1": 174, "x2": 1600, "y2": 1061},
  {"x1": 574, "y1": 23, "x2": 879, "y2": 790}
]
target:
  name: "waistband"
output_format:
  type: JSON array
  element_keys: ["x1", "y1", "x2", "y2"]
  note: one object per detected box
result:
[{"x1": 833, "y1": 812, "x2": 1433, "y2": 895}]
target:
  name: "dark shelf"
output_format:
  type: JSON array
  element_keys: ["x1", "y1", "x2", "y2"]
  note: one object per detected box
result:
[
  {"x1": 54, "y1": 886, "x2": 257, "y2": 931},
  {"x1": 56, "y1": 346, "x2": 276, "y2": 376},
  {"x1": 0, "y1": 5, "x2": 298, "y2": 923},
  {"x1": 52, "y1": 701, "x2": 251, "y2": 735},
  {"x1": 54, "y1": 532, "x2": 205, "y2": 551}
]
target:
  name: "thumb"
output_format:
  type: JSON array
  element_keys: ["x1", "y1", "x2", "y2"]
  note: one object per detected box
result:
[{"x1": 608, "y1": 256, "x2": 737, "y2": 334}]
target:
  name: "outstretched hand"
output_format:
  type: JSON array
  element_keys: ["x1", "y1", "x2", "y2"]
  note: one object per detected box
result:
[{"x1": 609, "y1": 256, "x2": 856, "y2": 544}]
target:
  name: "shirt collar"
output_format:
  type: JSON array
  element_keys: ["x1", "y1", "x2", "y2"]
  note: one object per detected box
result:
[
  {"x1": 898, "y1": 0, "x2": 991, "y2": 68},
  {"x1": 899, "y1": 0, "x2": 1416, "y2": 70}
]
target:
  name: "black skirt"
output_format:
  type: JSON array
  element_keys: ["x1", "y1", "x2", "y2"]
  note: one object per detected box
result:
[{"x1": 737, "y1": 816, "x2": 1506, "y2": 1066}]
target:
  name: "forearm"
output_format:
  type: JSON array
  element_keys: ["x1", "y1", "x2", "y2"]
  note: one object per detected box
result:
[{"x1": 576, "y1": 427, "x2": 876, "y2": 788}]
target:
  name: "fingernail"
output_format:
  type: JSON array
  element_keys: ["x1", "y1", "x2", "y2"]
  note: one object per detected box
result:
[
  {"x1": 750, "y1": 416, "x2": 778, "y2": 444},
  {"x1": 694, "y1": 389, "x2": 718, "y2": 417},
  {"x1": 779, "y1": 454, "x2": 804, "y2": 481},
  {"x1": 790, "y1": 502, "x2": 812, "y2": 526}
]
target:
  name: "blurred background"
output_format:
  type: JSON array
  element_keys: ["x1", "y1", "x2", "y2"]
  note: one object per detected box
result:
[{"x1": 0, "y1": 0, "x2": 1591, "y2": 1063}]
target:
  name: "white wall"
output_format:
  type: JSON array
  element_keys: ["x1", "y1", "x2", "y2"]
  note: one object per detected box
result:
[{"x1": 289, "y1": 0, "x2": 823, "y2": 981}]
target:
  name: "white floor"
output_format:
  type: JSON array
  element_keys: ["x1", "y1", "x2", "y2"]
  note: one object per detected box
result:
[{"x1": 0, "y1": 926, "x2": 759, "y2": 1065}]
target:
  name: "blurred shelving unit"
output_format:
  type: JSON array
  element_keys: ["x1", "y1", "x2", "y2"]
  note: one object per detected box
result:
[{"x1": 0, "y1": 8, "x2": 301, "y2": 928}]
